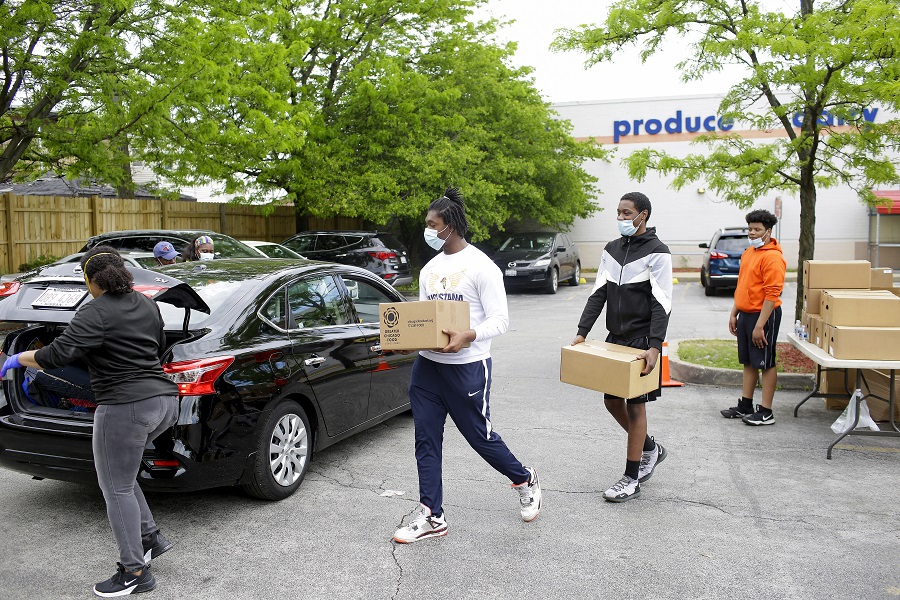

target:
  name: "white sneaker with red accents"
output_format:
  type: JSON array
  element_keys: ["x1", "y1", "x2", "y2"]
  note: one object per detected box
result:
[
  {"x1": 392, "y1": 507, "x2": 448, "y2": 544},
  {"x1": 513, "y1": 466, "x2": 542, "y2": 522}
]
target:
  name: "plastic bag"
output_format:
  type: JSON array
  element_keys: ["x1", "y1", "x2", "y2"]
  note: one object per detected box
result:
[{"x1": 831, "y1": 394, "x2": 881, "y2": 434}]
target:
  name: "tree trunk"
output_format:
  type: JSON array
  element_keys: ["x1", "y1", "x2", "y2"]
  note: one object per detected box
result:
[{"x1": 795, "y1": 169, "x2": 817, "y2": 321}]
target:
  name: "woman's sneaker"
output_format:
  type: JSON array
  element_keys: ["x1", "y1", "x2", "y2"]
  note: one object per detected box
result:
[
  {"x1": 638, "y1": 441, "x2": 667, "y2": 483},
  {"x1": 512, "y1": 466, "x2": 542, "y2": 522},
  {"x1": 603, "y1": 475, "x2": 640, "y2": 503},
  {"x1": 142, "y1": 529, "x2": 174, "y2": 563},
  {"x1": 93, "y1": 563, "x2": 156, "y2": 597},
  {"x1": 392, "y1": 507, "x2": 448, "y2": 544}
]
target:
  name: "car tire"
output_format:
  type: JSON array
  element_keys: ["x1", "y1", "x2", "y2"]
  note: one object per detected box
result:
[
  {"x1": 545, "y1": 268, "x2": 559, "y2": 294},
  {"x1": 704, "y1": 282, "x2": 716, "y2": 296},
  {"x1": 700, "y1": 268, "x2": 708, "y2": 288},
  {"x1": 568, "y1": 262, "x2": 581, "y2": 286},
  {"x1": 242, "y1": 400, "x2": 311, "y2": 501}
]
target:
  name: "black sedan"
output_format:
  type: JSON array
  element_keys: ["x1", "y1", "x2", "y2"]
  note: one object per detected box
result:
[
  {"x1": 0, "y1": 259, "x2": 414, "y2": 500},
  {"x1": 492, "y1": 232, "x2": 581, "y2": 294}
]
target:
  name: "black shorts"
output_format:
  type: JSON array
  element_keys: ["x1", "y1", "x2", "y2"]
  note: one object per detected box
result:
[
  {"x1": 603, "y1": 333, "x2": 661, "y2": 404},
  {"x1": 736, "y1": 306, "x2": 782, "y2": 370}
]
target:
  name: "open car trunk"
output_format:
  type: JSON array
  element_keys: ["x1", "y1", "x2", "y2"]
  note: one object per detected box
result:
[{"x1": 0, "y1": 264, "x2": 210, "y2": 421}]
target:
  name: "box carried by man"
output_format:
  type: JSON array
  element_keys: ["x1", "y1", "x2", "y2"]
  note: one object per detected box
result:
[
  {"x1": 560, "y1": 340, "x2": 661, "y2": 399},
  {"x1": 379, "y1": 300, "x2": 470, "y2": 350}
]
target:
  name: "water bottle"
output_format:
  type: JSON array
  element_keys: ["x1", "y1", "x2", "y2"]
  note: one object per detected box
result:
[
  {"x1": 794, "y1": 320, "x2": 801, "y2": 336},
  {"x1": 800, "y1": 325, "x2": 809, "y2": 341}
]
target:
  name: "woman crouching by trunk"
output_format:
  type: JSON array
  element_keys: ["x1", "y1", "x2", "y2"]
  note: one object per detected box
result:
[{"x1": 2, "y1": 246, "x2": 178, "y2": 597}]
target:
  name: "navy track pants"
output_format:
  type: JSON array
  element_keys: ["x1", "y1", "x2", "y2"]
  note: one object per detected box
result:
[{"x1": 409, "y1": 355, "x2": 529, "y2": 516}]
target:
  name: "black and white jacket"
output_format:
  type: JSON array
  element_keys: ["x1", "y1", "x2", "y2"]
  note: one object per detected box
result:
[{"x1": 576, "y1": 227, "x2": 672, "y2": 350}]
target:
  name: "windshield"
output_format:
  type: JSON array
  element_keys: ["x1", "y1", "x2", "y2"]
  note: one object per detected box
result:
[
  {"x1": 157, "y1": 279, "x2": 249, "y2": 328},
  {"x1": 498, "y1": 234, "x2": 555, "y2": 253},
  {"x1": 716, "y1": 236, "x2": 751, "y2": 253},
  {"x1": 209, "y1": 234, "x2": 260, "y2": 258}
]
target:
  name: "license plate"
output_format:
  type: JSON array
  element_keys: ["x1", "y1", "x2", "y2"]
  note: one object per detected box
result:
[
  {"x1": 400, "y1": 256, "x2": 407, "y2": 264},
  {"x1": 504, "y1": 268, "x2": 517, "y2": 277},
  {"x1": 31, "y1": 287, "x2": 87, "y2": 308}
]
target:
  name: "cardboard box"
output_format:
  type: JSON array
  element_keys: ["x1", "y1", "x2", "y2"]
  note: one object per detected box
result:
[
  {"x1": 817, "y1": 289, "x2": 896, "y2": 318},
  {"x1": 560, "y1": 340, "x2": 661, "y2": 399},
  {"x1": 827, "y1": 326, "x2": 900, "y2": 360},
  {"x1": 861, "y1": 369, "x2": 900, "y2": 421},
  {"x1": 803, "y1": 289, "x2": 823, "y2": 314},
  {"x1": 820, "y1": 369, "x2": 857, "y2": 400},
  {"x1": 820, "y1": 293, "x2": 900, "y2": 327},
  {"x1": 809, "y1": 315, "x2": 824, "y2": 348},
  {"x1": 802, "y1": 260, "x2": 870, "y2": 289},
  {"x1": 379, "y1": 301, "x2": 470, "y2": 350},
  {"x1": 871, "y1": 268, "x2": 895, "y2": 290}
]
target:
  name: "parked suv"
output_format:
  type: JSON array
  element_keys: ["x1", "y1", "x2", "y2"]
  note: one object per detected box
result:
[
  {"x1": 699, "y1": 227, "x2": 750, "y2": 296},
  {"x1": 81, "y1": 229, "x2": 260, "y2": 258},
  {"x1": 491, "y1": 232, "x2": 581, "y2": 294},
  {"x1": 281, "y1": 231, "x2": 412, "y2": 287}
]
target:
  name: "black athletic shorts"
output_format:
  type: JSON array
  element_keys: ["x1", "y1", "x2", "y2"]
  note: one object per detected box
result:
[
  {"x1": 603, "y1": 333, "x2": 662, "y2": 404},
  {"x1": 736, "y1": 306, "x2": 782, "y2": 370}
]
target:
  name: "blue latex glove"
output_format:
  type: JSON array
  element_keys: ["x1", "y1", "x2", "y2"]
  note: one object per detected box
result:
[{"x1": 1, "y1": 353, "x2": 22, "y2": 377}]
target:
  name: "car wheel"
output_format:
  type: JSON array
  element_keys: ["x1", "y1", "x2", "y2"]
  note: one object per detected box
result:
[
  {"x1": 545, "y1": 268, "x2": 559, "y2": 294},
  {"x1": 568, "y1": 262, "x2": 581, "y2": 286},
  {"x1": 704, "y1": 281, "x2": 716, "y2": 296},
  {"x1": 700, "y1": 268, "x2": 708, "y2": 288},
  {"x1": 242, "y1": 400, "x2": 311, "y2": 501}
]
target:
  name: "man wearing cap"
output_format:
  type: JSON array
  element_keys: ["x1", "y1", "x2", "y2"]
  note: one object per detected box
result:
[{"x1": 153, "y1": 241, "x2": 180, "y2": 266}]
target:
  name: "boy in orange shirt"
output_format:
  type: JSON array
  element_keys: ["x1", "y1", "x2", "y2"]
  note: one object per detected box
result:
[{"x1": 721, "y1": 209, "x2": 786, "y2": 425}]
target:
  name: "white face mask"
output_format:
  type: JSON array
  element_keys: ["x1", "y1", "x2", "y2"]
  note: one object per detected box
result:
[
  {"x1": 749, "y1": 230, "x2": 770, "y2": 249},
  {"x1": 198, "y1": 252, "x2": 215, "y2": 261},
  {"x1": 424, "y1": 224, "x2": 450, "y2": 251},
  {"x1": 617, "y1": 213, "x2": 644, "y2": 237}
]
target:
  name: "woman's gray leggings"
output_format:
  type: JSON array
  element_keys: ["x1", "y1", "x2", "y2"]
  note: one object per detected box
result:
[{"x1": 93, "y1": 395, "x2": 179, "y2": 571}]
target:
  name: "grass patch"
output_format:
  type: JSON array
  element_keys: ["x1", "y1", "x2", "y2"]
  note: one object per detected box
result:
[{"x1": 676, "y1": 339, "x2": 814, "y2": 373}]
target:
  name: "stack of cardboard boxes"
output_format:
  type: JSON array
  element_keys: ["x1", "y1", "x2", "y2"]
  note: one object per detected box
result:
[{"x1": 801, "y1": 260, "x2": 900, "y2": 420}]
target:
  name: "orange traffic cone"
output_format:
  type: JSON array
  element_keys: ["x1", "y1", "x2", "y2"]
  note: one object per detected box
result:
[{"x1": 660, "y1": 341, "x2": 684, "y2": 387}]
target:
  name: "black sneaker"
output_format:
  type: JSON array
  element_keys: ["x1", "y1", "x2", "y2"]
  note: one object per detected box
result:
[
  {"x1": 721, "y1": 401, "x2": 753, "y2": 419},
  {"x1": 742, "y1": 405, "x2": 775, "y2": 426},
  {"x1": 142, "y1": 530, "x2": 174, "y2": 563},
  {"x1": 93, "y1": 563, "x2": 156, "y2": 597}
]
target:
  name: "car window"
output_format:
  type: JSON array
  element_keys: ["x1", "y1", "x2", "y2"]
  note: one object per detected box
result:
[
  {"x1": 338, "y1": 275, "x2": 395, "y2": 324},
  {"x1": 261, "y1": 289, "x2": 289, "y2": 330},
  {"x1": 287, "y1": 275, "x2": 351, "y2": 329},
  {"x1": 499, "y1": 234, "x2": 555, "y2": 252},
  {"x1": 283, "y1": 235, "x2": 316, "y2": 253},
  {"x1": 256, "y1": 244, "x2": 297, "y2": 259},
  {"x1": 157, "y1": 280, "x2": 247, "y2": 328},
  {"x1": 315, "y1": 235, "x2": 347, "y2": 251},
  {"x1": 343, "y1": 235, "x2": 367, "y2": 248},
  {"x1": 716, "y1": 236, "x2": 751, "y2": 253},
  {"x1": 103, "y1": 236, "x2": 174, "y2": 252},
  {"x1": 207, "y1": 234, "x2": 259, "y2": 258}
]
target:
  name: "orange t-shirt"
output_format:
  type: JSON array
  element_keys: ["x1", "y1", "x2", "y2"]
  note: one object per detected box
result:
[{"x1": 733, "y1": 238, "x2": 787, "y2": 312}]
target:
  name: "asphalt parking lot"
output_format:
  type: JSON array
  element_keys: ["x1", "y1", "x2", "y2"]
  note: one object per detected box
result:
[{"x1": 1, "y1": 279, "x2": 898, "y2": 599}]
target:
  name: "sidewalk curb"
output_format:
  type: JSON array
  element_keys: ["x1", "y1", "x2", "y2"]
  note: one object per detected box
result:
[{"x1": 667, "y1": 339, "x2": 814, "y2": 391}]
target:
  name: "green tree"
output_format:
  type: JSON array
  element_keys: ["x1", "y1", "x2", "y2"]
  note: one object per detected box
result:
[
  {"x1": 554, "y1": 0, "x2": 900, "y2": 318},
  {"x1": 187, "y1": 1, "x2": 604, "y2": 253},
  {"x1": 0, "y1": 0, "x2": 306, "y2": 195}
]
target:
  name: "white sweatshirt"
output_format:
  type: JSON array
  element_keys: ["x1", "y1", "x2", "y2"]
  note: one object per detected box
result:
[{"x1": 418, "y1": 244, "x2": 509, "y2": 365}]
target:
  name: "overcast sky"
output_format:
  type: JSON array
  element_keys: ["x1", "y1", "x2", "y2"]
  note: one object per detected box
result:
[{"x1": 476, "y1": 0, "x2": 743, "y2": 104}]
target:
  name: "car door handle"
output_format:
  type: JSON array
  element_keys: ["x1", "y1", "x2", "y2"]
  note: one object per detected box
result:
[
  {"x1": 370, "y1": 344, "x2": 381, "y2": 353},
  {"x1": 304, "y1": 356, "x2": 326, "y2": 367}
]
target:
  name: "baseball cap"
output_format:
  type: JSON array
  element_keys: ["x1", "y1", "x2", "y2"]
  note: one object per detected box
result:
[{"x1": 153, "y1": 241, "x2": 179, "y2": 260}]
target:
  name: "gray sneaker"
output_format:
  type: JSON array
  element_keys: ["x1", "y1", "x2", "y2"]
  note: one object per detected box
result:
[
  {"x1": 603, "y1": 475, "x2": 640, "y2": 503},
  {"x1": 638, "y1": 441, "x2": 667, "y2": 483}
]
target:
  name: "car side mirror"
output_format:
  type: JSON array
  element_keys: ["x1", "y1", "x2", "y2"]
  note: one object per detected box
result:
[{"x1": 699, "y1": 242, "x2": 709, "y2": 248}]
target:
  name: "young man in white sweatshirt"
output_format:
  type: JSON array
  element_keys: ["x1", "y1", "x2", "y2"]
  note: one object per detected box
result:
[{"x1": 392, "y1": 187, "x2": 542, "y2": 544}]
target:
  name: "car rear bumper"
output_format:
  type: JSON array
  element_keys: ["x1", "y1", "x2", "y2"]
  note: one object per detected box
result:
[
  {"x1": 503, "y1": 268, "x2": 550, "y2": 288},
  {"x1": 708, "y1": 274, "x2": 739, "y2": 287}
]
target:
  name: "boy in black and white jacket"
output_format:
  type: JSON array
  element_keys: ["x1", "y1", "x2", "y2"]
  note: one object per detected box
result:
[{"x1": 572, "y1": 191, "x2": 672, "y2": 502}]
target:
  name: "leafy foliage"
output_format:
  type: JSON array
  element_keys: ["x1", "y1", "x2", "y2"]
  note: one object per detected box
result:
[{"x1": 554, "y1": 0, "x2": 900, "y2": 317}]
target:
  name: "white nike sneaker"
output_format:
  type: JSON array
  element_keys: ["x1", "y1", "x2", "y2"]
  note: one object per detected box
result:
[
  {"x1": 512, "y1": 466, "x2": 542, "y2": 522},
  {"x1": 638, "y1": 439, "x2": 668, "y2": 483},
  {"x1": 392, "y1": 507, "x2": 448, "y2": 544},
  {"x1": 603, "y1": 475, "x2": 640, "y2": 503}
]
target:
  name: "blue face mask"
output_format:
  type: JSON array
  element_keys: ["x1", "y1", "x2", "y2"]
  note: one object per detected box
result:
[
  {"x1": 424, "y1": 224, "x2": 450, "y2": 250},
  {"x1": 617, "y1": 213, "x2": 645, "y2": 237}
]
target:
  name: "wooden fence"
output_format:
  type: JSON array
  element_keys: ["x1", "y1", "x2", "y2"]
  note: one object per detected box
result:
[{"x1": 0, "y1": 193, "x2": 305, "y2": 274}]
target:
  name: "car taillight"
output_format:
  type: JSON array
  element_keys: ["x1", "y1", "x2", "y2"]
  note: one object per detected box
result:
[
  {"x1": 133, "y1": 285, "x2": 167, "y2": 298},
  {"x1": 709, "y1": 251, "x2": 728, "y2": 259},
  {"x1": 368, "y1": 251, "x2": 397, "y2": 261},
  {"x1": 162, "y1": 356, "x2": 234, "y2": 395},
  {"x1": 0, "y1": 282, "x2": 21, "y2": 297},
  {"x1": 146, "y1": 459, "x2": 180, "y2": 468},
  {"x1": 383, "y1": 273, "x2": 397, "y2": 279}
]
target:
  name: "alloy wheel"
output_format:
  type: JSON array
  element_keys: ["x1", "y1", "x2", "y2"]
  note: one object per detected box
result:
[{"x1": 269, "y1": 413, "x2": 309, "y2": 487}]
